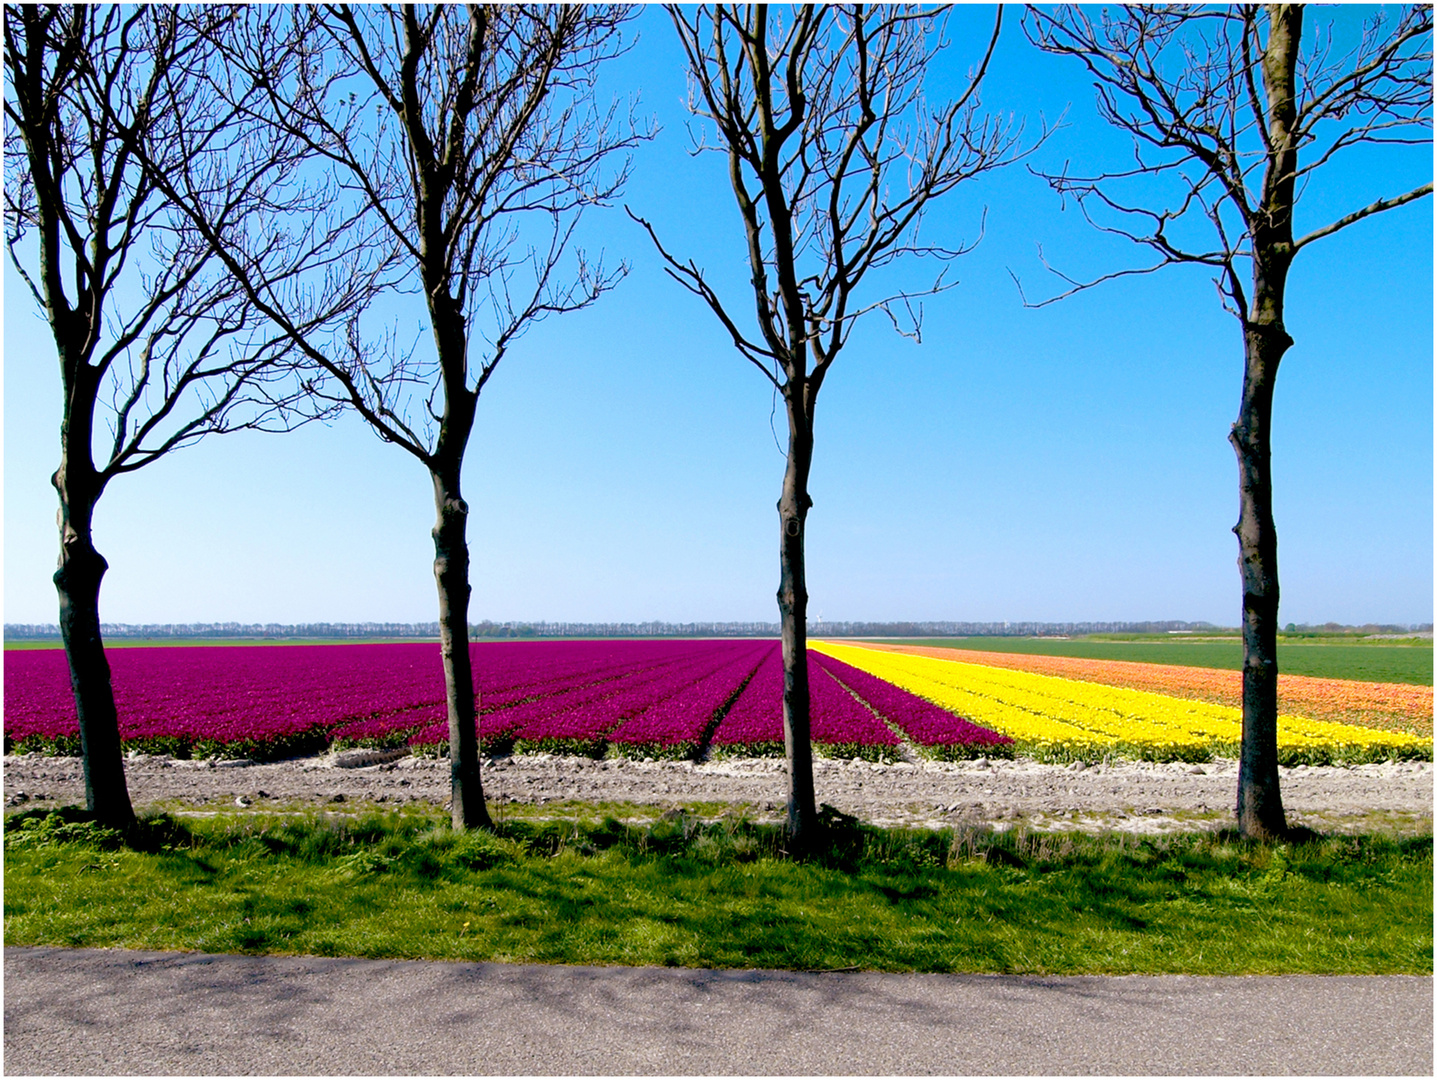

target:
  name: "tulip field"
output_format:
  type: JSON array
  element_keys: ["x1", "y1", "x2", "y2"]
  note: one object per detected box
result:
[
  {"x1": 1, "y1": 639, "x2": 1011, "y2": 763},
  {"x1": 3, "y1": 638, "x2": 1429, "y2": 765},
  {"x1": 812, "y1": 642, "x2": 1432, "y2": 765},
  {"x1": 850, "y1": 641, "x2": 1434, "y2": 737}
]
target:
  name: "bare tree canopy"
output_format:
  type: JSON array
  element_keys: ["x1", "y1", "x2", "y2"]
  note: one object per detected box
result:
[
  {"x1": 636, "y1": 3, "x2": 1026, "y2": 847},
  {"x1": 640, "y1": 4, "x2": 1022, "y2": 389},
  {"x1": 4, "y1": 6, "x2": 324, "y2": 479},
  {"x1": 151, "y1": 4, "x2": 647, "y2": 829},
  {"x1": 1021, "y1": 5, "x2": 1433, "y2": 309},
  {"x1": 182, "y1": 5, "x2": 643, "y2": 467},
  {"x1": 1023, "y1": 3, "x2": 1432, "y2": 839},
  {"x1": 3, "y1": 4, "x2": 343, "y2": 826}
]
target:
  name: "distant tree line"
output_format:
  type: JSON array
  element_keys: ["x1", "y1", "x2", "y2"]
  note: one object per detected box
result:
[
  {"x1": 5, "y1": 622, "x2": 440, "y2": 640},
  {"x1": 808, "y1": 620, "x2": 1230, "y2": 638},
  {"x1": 1284, "y1": 623, "x2": 1433, "y2": 637},
  {"x1": 471, "y1": 621, "x2": 784, "y2": 639},
  {"x1": 21, "y1": 618, "x2": 1434, "y2": 641}
]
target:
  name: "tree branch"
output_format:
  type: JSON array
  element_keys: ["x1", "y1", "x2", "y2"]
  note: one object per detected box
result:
[{"x1": 1293, "y1": 182, "x2": 1433, "y2": 251}]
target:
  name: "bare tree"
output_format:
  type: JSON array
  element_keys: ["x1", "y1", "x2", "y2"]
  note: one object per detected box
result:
[
  {"x1": 1021, "y1": 4, "x2": 1432, "y2": 839},
  {"x1": 633, "y1": 4, "x2": 1024, "y2": 849},
  {"x1": 3, "y1": 5, "x2": 351, "y2": 826},
  {"x1": 151, "y1": 5, "x2": 644, "y2": 829}
]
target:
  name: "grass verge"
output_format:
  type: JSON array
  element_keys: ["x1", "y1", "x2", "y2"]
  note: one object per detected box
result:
[{"x1": 4, "y1": 803, "x2": 1430, "y2": 975}]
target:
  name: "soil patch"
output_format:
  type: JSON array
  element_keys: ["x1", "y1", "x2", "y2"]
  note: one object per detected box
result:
[{"x1": 5, "y1": 753, "x2": 1430, "y2": 834}]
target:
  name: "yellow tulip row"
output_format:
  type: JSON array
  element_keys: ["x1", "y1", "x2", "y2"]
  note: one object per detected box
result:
[{"x1": 811, "y1": 641, "x2": 1432, "y2": 765}]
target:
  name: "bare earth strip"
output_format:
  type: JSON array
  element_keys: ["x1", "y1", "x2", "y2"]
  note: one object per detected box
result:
[
  {"x1": 855, "y1": 641, "x2": 1435, "y2": 736},
  {"x1": 4, "y1": 946, "x2": 1432, "y2": 1075},
  {"x1": 5, "y1": 753, "x2": 1431, "y2": 834}
]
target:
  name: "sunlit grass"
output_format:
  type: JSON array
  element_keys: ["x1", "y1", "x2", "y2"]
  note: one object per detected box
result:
[{"x1": 5, "y1": 804, "x2": 1430, "y2": 975}]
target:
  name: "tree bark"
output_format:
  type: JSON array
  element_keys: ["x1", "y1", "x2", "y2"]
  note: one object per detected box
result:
[
  {"x1": 51, "y1": 457, "x2": 135, "y2": 828},
  {"x1": 778, "y1": 388, "x2": 818, "y2": 850},
  {"x1": 1230, "y1": 321, "x2": 1290, "y2": 840},
  {"x1": 431, "y1": 462, "x2": 493, "y2": 831}
]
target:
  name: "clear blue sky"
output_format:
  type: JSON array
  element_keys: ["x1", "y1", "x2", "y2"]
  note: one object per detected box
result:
[{"x1": 4, "y1": 6, "x2": 1432, "y2": 628}]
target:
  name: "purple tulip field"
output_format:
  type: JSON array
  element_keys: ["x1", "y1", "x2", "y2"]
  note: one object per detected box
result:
[{"x1": 3, "y1": 639, "x2": 1009, "y2": 762}]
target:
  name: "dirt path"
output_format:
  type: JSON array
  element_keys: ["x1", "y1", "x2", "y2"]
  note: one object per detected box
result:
[{"x1": 5, "y1": 752, "x2": 1431, "y2": 833}]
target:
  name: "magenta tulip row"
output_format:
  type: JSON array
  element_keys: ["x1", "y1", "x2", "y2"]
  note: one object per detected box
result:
[
  {"x1": 327, "y1": 640, "x2": 756, "y2": 753},
  {"x1": 3, "y1": 640, "x2": 759, "y2": 759},
  {"x1": 3, "y1": 639, "x2": 1009, "y2": 761},
  {"x1": 707, "y1": 648, "x2": 900, "y2": 760},
  {"x1": 404, "y1": 642, "x2": 773, "y2": 757},
  {"x1": 811, "y1": 651, "x2": 1014, "y2": 759}
]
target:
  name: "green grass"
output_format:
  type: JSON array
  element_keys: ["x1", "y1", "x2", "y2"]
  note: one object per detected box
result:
[
  {"x1": 5, "y1": 804, "x2": 1430, "y2": 975},
  {"x1": 869, "y1": 636, "x2": 1434, "y2": 685}
]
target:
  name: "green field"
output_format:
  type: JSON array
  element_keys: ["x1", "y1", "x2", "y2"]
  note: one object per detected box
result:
[
  {"x1": 4, "y1": 804, "x2": 1431, "y2": 975},
  {"x1": 868, "y1": 637, "x2": 1435, "y2": 686}
]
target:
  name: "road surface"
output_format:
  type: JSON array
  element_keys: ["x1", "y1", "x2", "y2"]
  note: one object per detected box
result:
[{"x1": 4, "y1": 946, "x2": 1431, "y2": 1074}]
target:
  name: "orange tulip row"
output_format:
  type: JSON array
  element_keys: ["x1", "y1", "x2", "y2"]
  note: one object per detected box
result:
[{"x1": 859, "y1": 643, "x2": 1433, "y2": 738}]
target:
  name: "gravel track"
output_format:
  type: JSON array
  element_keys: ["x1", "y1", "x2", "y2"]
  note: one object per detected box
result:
[{"x1": 5, "y1": 752, "x2": 1431, "y2": 832}]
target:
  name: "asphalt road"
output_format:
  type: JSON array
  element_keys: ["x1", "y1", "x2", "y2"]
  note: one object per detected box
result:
[{"x1": 4, "y1": 946, "x2": 1431, "y2": 1075}]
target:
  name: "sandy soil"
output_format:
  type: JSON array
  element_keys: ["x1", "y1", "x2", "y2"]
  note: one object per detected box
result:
[{"x1": 5, "y1": 751, "x2": 1431, "y2": 834}]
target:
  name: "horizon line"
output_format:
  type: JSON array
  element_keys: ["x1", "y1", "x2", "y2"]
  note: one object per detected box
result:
[{"x1": 6, "y1": 619, "x2": 1433, "y2": 641}]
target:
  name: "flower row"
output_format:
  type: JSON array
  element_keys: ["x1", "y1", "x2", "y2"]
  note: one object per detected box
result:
[
  {"x1": 858, "y1": 642, "x2": 1433, "y2": 736},
  {"x1": 811, "y1": 642, "x2": 1433, "y2": 765},
  {"x1": 708, "y1": 647, "x2": 902, "y2": 761},
  {"x1": 408, "y1": 643, "x2": 773, "y2": 758}
]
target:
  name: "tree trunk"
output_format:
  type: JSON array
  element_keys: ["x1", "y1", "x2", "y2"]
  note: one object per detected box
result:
[
  {"x1": 431, "y1": 464, "x2": 493, "y2": 831},
  {"x1": 52, "y1": 473, "x2": 135, "y2": 828},
  {"x1": 1230, "y1": 321, "x2": 1291, "y2": 840},
  {"x1": 778, "y1": 391, "x2": 818, "y2": 850},
  {"x1": 1229, "y1": 2, "x2": 1301, "y2": 840}
]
